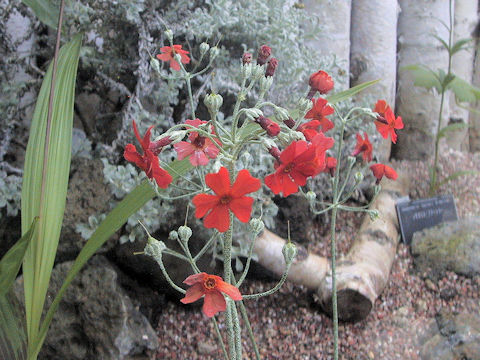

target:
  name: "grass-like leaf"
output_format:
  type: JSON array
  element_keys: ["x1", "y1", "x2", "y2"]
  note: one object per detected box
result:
[
  {"x1": 326, "y1": 79, "x2": 380, "y2": 105},
  {"x1": 21, "y1": 0, "x2": 58, "y2": 30},
  {"x1": 0, "y1": 218, "x2": 38, "y2": 297},
  {"x1": 438, "y1": 123, "x2": 471, "y2": 139},
  {"x1": 31, "y1": 158, "x2": 192, "y2": 358},
  {"x1": 21, "y1": 34, "x2": 82, "y2": 348},
  {"x1": 0, "y1": 292, "x2": 27, "y2": 360},
  {"x1": 435, "y1": 170, "x2": 480, "y2": 190}
]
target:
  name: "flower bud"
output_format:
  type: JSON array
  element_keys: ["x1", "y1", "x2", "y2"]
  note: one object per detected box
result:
[
  {"x1": 150, "y1": 57, "x2": 161, "y2": 74},
  {"x1": 282, "y1": 242, "x2": 297, "y2": 265},
  {"x1": 257, "y1": 45, "x2": 272, "y2": 65},
  {"x1": 259, "y1": 75, "x2": 274, "y2": 93},
  {"x1": 168, "y1": 230, "x2": 179, "y2": 241},
  {"x1": 298, "y1": 98, "x2": 313, "y2": 114},
  {"x1": 242, "y1": 52, "x2": 252, "y2": 65},
  {"x1": 174, "y1": 53, "x2": 182, "y2": 66},
  {"x1": 204, "y1": 93, "x2": 223, "y2": 114},
  {"x1": 347, "y1": 156, "x2": 356, "y2": 167},
  {"x1": 256, "y1": 116, "x2": 280, "y2": 137},
  {"x1": 249, "y1": 218, "x2": 265, "y2": 235},
  {"x1": 178, "y1": 225, "x2": 192, "y2": 242},
  {"x1": 209, "y1": 46, "x2": 220, "y2": 59},
  {"x1": 244, "y1": 108, "x2": 264, "y2": 122},
  {"x1": 268, "y1": 146, "x2": 281, "y2": 161},
  {"x1": 354, "y1": 172, "x2": 364, "y2": 183},
  {"x1": 261, "y1": 137, "x2": 277, "y2": 150},
  {"x1": 283, "y1": 117, "x2": 296, "y2": 129},
  {"x1": 164, "y1": 29, "x2": 173, "y2": 41},
  {"x1": 242, "y1": 63, "x2": 253, "y2": 78},
  {"x1": 305, "y1": 191, "x2": 316, "y2": 203},
  {"x1": 368, "y1": 209, "x2": 380, "y2": 221},
  {"x1": 265, "y1": 57, "x2": 278, "y2": 77},
  {"x1": 274, "y1": 107, "x2": 290, "y2": 122},
  {"x1": 144, "y1": 238, "x2": 166, "y2": 259},
  {"x1": 374, "y1": 184, "x2": 381, "y2": 196},
  {"x1": 252, "y1": 64, "x2": 265, "y2": 79},
  {"x1": 308, "y1": 70, "x2": 334, "y2": 96},
  {"x1": 199, "y1": 42, "x2": 210, "y2": 55},
  {"x1": 291, "y1": 131, "x2": 306, "y2": 142}
]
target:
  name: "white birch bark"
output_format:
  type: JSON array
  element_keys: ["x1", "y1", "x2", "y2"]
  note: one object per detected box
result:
[
  {"x1": 469, "y1": 5, "x2": 480, "y2": 152},
  {"x1": 448, "y1": 0, "x2": 479, "y2": 151},
  {"x1": 303, "y1": 0, "x2": 352, "y2": 89},
  {"x1": 394, "y1": 0, "x2": 451, "y2": 160},
  {"x1": 350, "y1": 0, "x2": 400, "y2": 162}
]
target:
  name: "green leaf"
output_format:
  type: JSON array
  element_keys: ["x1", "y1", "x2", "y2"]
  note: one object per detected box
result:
[
  {"x1": 32, "y1": 158, "x2": 193, "y2": 358},
  {"x1": 326, "y1": 79, "x2": 380, "y2": 105},
  {"x1": 21, "y1": 34, "x2": 82, "y2": 346},
  {"x1": 0, "y1": 292, "x2": 27, "y2": 360},
  {"x1": 438, "y1": 123, "x2": 470, "y2": 139},
  {"x1": 402, "y1": 65, "x2": 442, "y2": 92},
  {"x1": 447, "y1": 76, "x2": 480, "y2": 103},
  {"x1": 21, "y1": 0, "x2": 59, "y2": 30},
  {"x1": 450, "y1": 38, "x2": 472, "y2": 56},
  {"x1": 432, "y1": 34, "x2": 450, "y2": 52},
  {"x1": 0, "y1": 218, "x2": 38, "y2": 297},
  {"x1": 436, "y1": 170, "x2": 480, "y2": 189}
]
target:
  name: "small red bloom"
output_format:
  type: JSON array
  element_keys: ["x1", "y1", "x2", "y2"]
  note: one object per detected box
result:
[
  {"x1": 180, "y1": 272, "x2": 242, "y2": 318},
  {"x1": 373, "y1": 100, "x2": 389, "y2": 118},
  {"x1": 265, "y1": 58, "x2": 278, "y2": 77},
  {"x1": 257, "y1": 45, "x2": 272, "y2": 65},
  {"x1": 174, "y1": 119, "x2": 220, "y2": 166},
  {"x1": 299, "y1": 120, "x2": 322, "y2": 141},
  {"x1": 124, "y1": 120, "x2": 172, "y2": 188},
  {"x1": 242, "y1": 52, "x2": 252, "y2": 65},
  {"x1": 309, "y1": 70, "x2": 334, "y2": 97},
  {"x1": 192, "y1": 167, "x2": 261, "y2": 232},
  {"x1": 310, "y1": 132, "x2": 335, "y2": 173},
  {"x1": 156, "y1": 45, "x2": 190, "y2": 71},
  {"x1": 374, "y1": 107, "x2": 404, "y2": 144},
  {"x1": 283, "y1": 117, "x2": 296, "y2": 129},
  {"x1": 265, "y1": 140, "x2": 322, "y2": 197},
  {"x1": 352, "y1": 132, "x2": 373, "y2": 162},
  {"x1": 370, "y1": 163, "x2": 398, "y2": 184},
  {"x1": 325, "y1": 156, "x2": 337, "y2": 177},
  {"x1": 304, "y1": 98, "x2": 335, "y2": 133},
  {"x1": 256, "y1": 116, "x2": 281, "y2": 137}
]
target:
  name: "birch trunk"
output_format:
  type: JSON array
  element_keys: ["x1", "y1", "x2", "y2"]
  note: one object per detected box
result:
[
  {"x1": 448, "y1": 0, "x2": 479, "y2": 151},
  {"x1": 253, "y1": 169, "x2": 409, "y2": 322},
  {"x1": 394, "y1": 0, "x2": 451, "y2": 160},
  {"x1": 350, "y1": 0, "x2": 400, "y2": 162},
  {"x1": 303, "y1": 0, "x2": 352, "y2": 89},
  {"x1": 469, "y1": 6, "x2": 480, "y2": 152}
]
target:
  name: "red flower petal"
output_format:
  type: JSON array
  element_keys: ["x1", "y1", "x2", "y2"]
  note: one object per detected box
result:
[
  {"x1": 192, "y1": 194, "x2": 219, "y2": 219},
  {"x1": 216, "y1": 281, "x2": 242, "y2": 301},
  {"x1": 174, "y1": 141, "x2": 196, "y2": 160},
  {"x1": 180, "y1": 283, "x2": 205, "y2": 304},
  {"x1": 229, "y1": 197, "x2": 254, "y2": 223},
  {"x1": 124, "y1": 144, "x2": 144, "y2": 169},
  {"x1": 205, "y1": 167, "x2": 231, "y2": 196},
  {"x1": 203, "y1": 204, "x2": 230, "y2": 232},
  {"x1": 190, "y1": 150, "x2": 210, "y2": 166},
  {"x1": 384, "y1": 165, "x2": 398, "y2": 180},
  {"x1": 183, "y1": 272, "x2": 207, "y2": 285},
  {"x1": 231, "y1": 169, "x2": 261, "y2": 197},
  {"x1": 370, "y1": 163, "x2": 385, "y2": 180},
  {"x1": 203, "y1": 291, "x2": 226, "y2": 318},
  {"x1": 146, "y1": 151, "x2": 172, "y2": 188}
]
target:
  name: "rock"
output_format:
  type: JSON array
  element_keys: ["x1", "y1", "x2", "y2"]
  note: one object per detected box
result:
[
  {"x1": 57, "y1": 158, "x2": 114, "y2": 262},
  {"x1": 411, "y1": 217, "x2": 480, "y2": 280},
  {"x1": 419, "y1": 310, "x2": 480, "y2": 360},
  {"x1": 14, "y1": 256, "x2": 159, "y2": 360}
]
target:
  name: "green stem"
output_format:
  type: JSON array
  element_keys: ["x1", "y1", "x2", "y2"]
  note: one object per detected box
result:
[
  {"x1": 226, "y1": 301, "x2": 237, "y2": 360},
  {"x1": 238, "y1": 301, "x2": 261, "y2": 360},
  {"x1": 212, "y1": 317, "x2": 229, "y2": 360},
  {"x1": 231, "y1": 300, "x2": 242, "y2": 360},
  {"x1": 232, "y1": 77, "x2": 247, "y2": 142},
  {"x1": 242, "y1": 262, "x2": 292, "y2": 300}
]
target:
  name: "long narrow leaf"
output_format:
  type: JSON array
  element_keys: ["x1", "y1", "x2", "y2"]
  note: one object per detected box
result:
[
  {"x1": 326, "y1": 79, "x2": 380, "y2": 105},
  {"x1": 0, "y1": 218, "x2": 38, "y2": 296},
  {"x1": 21, "y1": 0, "x2": 59, "y2": 30},
  {"x1": 0, "y1": 292, "x2": 27, "y2": 360},
  {"x1": 21, "y1": 34, "x2": 82, "y2": 346},
  {"x1": 438, "y1": 123, "x2": 470, "y2": 139},
  {"x1": 436, "y1": 170, "x2": 480, "y2": 189},
  {"x1": 32, "y1": 158, "x2": 192, "y2": 357}
]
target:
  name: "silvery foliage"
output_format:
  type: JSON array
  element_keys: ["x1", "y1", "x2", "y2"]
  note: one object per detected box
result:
[{"x1": 0, "y1": 171, "x2": 22, "y2": 218}]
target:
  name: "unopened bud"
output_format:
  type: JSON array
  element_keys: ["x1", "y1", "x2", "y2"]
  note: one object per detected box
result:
[
  {"x1": 374, "y1": 184, "x2": 381, "y2": 196},
  {"x1": 249, "y1": 218, "x2": 265, "y2": 235},
  {"x1": 265, "y1": 57, "x2": 278, "y2": 77},
  {"x1": 164, "y1": 29, "x2": 173, "y2": 41},
  {"x1": 283, "y1": 117, "x2": 296, "y2": 129},
  {"x1": 174, "y1": 53, "x2": 182, "y2": 65},
  {"x1": 368, "y1": 210, "x2": 380, "y2": 221},
  {"x1": 150, "y1": 57, "x2": 161, "y2": 74},
  {"x1": 242, "y1": 63, "x2": 253, "y2": 78},
  {"x1": 204, "y1": 93, "x2": 223, "y2": 113},
  {"x1": 256, "y1": 116, "x2": 280, "y2": 137},
  {"x1": 209, "y1": 46, "x2": 219, "y2": 59},
  {"x1": 354, "y1": 172, "x2": 364, "y2": 183},
  {"x1": 305, "y1": 191, "x2": 316, "y2": 203},
  {"x1": 200, "y1": 42, "x2": 210, "y2": 55},
  {"x1": 168, "y1": 230, "x2": 179, "y2": 241},
  {"x1": 268, "y1": 146, "x2": 281, "y2": 161},
  {"x1": 282, "y1": 242, "x2": 297, "y2": 265},
  {"x1": 244, "y1": 108, "x2": 263, "y2": 122},
  {"x1": 257, "y1": 45, "x2": 272, "y2": 65},
  {"x1": 178, "y1": 225, "x2": 192, "y2": 242},
  {"x1": 144, "y1": 238, "x2": 166, "y2": 259},
  {"x1": 291, "y1": 131, "x2": 306, "y2": 141},
  {"x1": 298, "y1": 98, "x2": 313, "y2": 114},
  {"x1": 347, "y1": 156, "x2": 356, "y2": 166},
  {"x1": 259, "y1": 75, "x2": 273, "y2": 93},
  {"x1": 262, "y1": 137, "x2": 277, "y2": 151},
  {"x1": 242, "y1": 52, "x2": 252, "y2": 65},
  {"x1": 274, "y1": 107, "x2": 289, "y2": 122}
]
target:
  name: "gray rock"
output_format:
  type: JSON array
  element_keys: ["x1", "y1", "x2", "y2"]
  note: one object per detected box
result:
[
  {"x1": 14, "y1": 256, "x2": 158, "y2": 360},
  {"x1": 411, "y1": 217, "x2": 480, "y2": 280},
  {"x1": 419, "y1": 310, "x2": 480, "y2": 360}
]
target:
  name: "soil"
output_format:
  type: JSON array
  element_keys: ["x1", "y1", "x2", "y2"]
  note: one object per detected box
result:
[{"x1": 153, "y1": 150, "x2": 480, "y2": 360}]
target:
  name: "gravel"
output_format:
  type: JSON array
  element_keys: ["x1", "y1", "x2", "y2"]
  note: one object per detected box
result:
[{"x1": 154, "y1": 150, "x2": 480, "y2": 359}]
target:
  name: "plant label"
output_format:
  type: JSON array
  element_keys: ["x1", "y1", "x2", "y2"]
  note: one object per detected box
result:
[{"x1": 395, "y1": 194, "x2": 458, "y2": 245}]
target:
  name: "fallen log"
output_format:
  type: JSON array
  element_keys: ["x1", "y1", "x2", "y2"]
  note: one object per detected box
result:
[{"x1": 253, "y1": 169, "x2": 409, "y2": 321}]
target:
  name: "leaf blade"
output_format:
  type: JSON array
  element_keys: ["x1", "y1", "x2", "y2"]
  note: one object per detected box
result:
[
  {"x1": 21, "y1": 0, "x2": 59, "y2": 30},
  {"x1": 327, "y1": 79, "x2": 380, "y2": 105}
]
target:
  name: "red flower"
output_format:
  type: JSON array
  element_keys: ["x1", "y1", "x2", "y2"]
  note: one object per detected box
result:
[
  {"x1": 310, "y1": 132, "x2": 335, "y2": 173},
  {"x1": 304, "y1": 98, "x2": 335, "y2": 133},
  {"x1": 180, "y1": 272, "x2": 242, "y2": 318},
  {"x1": 124, "y1": 120, "x2": 173, "y2": 188},
  {"x1": 255, "y1": 116, "x2": 280, "y2": 137},
  {"x1": 370, "y1": 163, "x2": 398, "y2": 184},
  {"x1": 265, "y1": 140, "x2": 322, "y2": 197},
  {"x1": 156, "y1": 45, "x2": 190, "y2": 71},
  {"x1": 242, "y1": 52, "x2": 252, "y2": 65},
  {"x1": 174, "y1": 119, "x2": 220, "y2": 166},
  {"x1": 308, "y1": 70, "x2": 334, "y2": 97},
  {"x1": 265, "y1": 58, "x2": 278, "y2": 77},
  {"x1": 374, "y1": 107, "x2": 404, "y2": 144},
  {"x1": 192, "y1": 167, "x2": 261, "y2": 232},
  {"x1": 373, "y1": 100, "x2": 389, "y2": 118},
  {"x1": 352, "y1": 132, "x2": 373, "y2": 162},
  {"x1": 257, "y1": 45, "x2": 272, "y2": 65},
  {"x1": 299, "y1": 120, "x2": 322, "y2": 141},
  {"x1": 325, "y1": 156, "x2": 337, "y2": 177}
]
